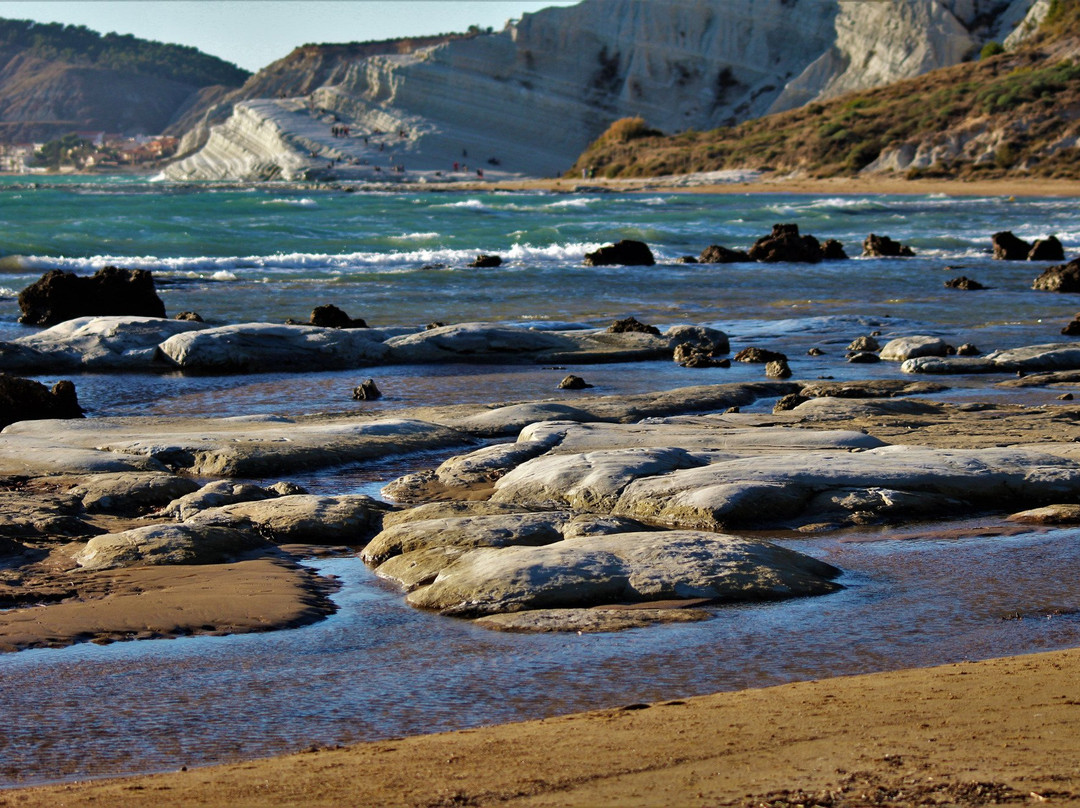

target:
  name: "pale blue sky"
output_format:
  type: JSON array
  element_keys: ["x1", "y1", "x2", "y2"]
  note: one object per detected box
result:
[{"x1": 0, "y1": 1, "x2": 580, "y2": 72}]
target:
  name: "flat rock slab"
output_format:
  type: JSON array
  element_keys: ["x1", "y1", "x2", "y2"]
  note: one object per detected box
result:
[
  {"x1": 0, "y1": 490, "x2": 98, "y2": 540},
  {"x1": 363, "y1": 511, "x2": 569, "y2": 566},
  {"x1": 607, "y1": 445, "x2": 1080, "y2": 530},
  {"x1": 406, "y1": 531, "x2": 842, "y2": 616},
  {"x1": 1007, "y1": 504, "x2": 1080, "y2": 525},
  {"x1": 4, "y1": 414, "x2": 469, "y2": 477},
  {"x1": 450, "y1": 382, "x2": 799, "y2": 436},
  {"x1": 62, "y1": 472, "x2": 201, "y2": 514},
  {"x1": 74, "y1": 522, "x2": 269, "y2": 570},
  {"x1": 189, "y1": 494, "x2": 393, "y2": 545},
  {"x1": 157, "y1": 322, "x2": 391, "y2": 372},
  {"x1": 474, "y1": 606, "x2": 713, "y2": 633},
  {"x1": 903, "y1": 343, "x2": 1080, "y2": 375},
  {"x1": 0, "y1": 316, "x2": 207, "y2": 372},
  {"x1": 384, "y1": 322, "x2": 725, "y2": 365}
]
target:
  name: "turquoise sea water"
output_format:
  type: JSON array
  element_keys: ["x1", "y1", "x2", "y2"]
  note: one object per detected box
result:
[{"x1": 2, "y1": 176, "x2": 1080, "y2": 787}]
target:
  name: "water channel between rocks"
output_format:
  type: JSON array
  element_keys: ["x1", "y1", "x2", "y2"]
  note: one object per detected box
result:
[{"x1": 3, "y1": 521, "x2": 1079, "y2": 787}]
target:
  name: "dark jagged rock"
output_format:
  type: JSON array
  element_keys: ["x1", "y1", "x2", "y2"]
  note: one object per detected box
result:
[
  {"x1": 992, "y1": 231, "x2": 1032, "y2": 260},
  {"x1": 584, "y1": 239, "x2": 655, "y2": 267},
  {"x1": 848, "y1": 351, "x2": 881, "y2": 364},
  {"x1": 1033, "y1": 258, "x2": 1080, "y2": 293},
  {"x1": 18, "y1": 266, "x2": 166, "y2": 326},
  {"x1": 607, "y1": 316, "x2": 660, "y2": 335},
  {"x1": 675, "y1": 256, "x2": 698, "y2": 264},
  {"x1": 352, "y1": 379, "x2": 382, "y2": 400},
  {"x1": 945, "y1": 276, "x2": 986, "y2": 290},
  {"x1": 558, "y1": 374, "x2": 593, "y2": 389},
  {"x1": 174, "y1": 311, "x2": 204, "y2": 322},
  {"x1": 807, "y1": 347, "x2": 825, "y2": 356},
  {"x1": 468, "y1": 254, "x2": 503, "y2": 268},
  {"x1": 1029, "y1": 236, "x2": 1065, "y2": 261},
  {"x1": 0, "y1": 374, "x2": 84, "y2": 429},
  {"x1": 311, "y1": 304, "x2": 368, "y2": 329},
  {"x1": 734, "y1": 347, "x2": 787, "y2": 363},
  {"x1": 821, "y1": 239, "x2": 849, "y2": 260},
  {"x1": 765, "y1": 359, "x2": 791, "y2": 378},
  {"x1": 426, "y1": 321, "x2": 446, "y2": 330},
  {"x1": 956, "y1": 343, "x2": 980, "y2": 355},
  {"x1": 1063, "y1": 316, "x2": 1080, "y2": 336},
  {"x1": 748, "y1": 224, "x2": 823, "y2": 263},
  {"x1": 862, "y1": 234, "x2": 915, "y2": 258},
  {"x1": 680, "y1": 354, "x2": 730, "y2": 369},
  {"x1": 698, "y1": 244, "x2": 751, "y2": 264},
  {"x1": 773, "y1": 392, "x2": 809, "y2": 412},
  {"x1": 847, "y1": 336, "x2": 880, "y2": 352}
]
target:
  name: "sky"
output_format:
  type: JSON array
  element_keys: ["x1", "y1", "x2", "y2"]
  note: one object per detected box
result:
[{"x1": 0, "y1": 1, "x2": 580, "y2": 72}]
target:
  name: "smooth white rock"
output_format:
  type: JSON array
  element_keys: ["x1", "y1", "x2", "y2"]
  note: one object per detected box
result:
[
  {"x1": 880, "y1": 336, "x2": 951, "y2": 362},
  {"x1": 0, "y1": 316, "x2": 207, "y2": 371},
  {"x1": 157, "y1": 322, "x2": 390, "y2": 372},
  {"x1": 406, "y1": 531, "x2": 842, "y2": 616}
]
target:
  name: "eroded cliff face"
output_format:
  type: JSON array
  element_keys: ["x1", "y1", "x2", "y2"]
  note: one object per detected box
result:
[{"x1": 167, "y1": 0, "x2": 1045, "y2": 181}]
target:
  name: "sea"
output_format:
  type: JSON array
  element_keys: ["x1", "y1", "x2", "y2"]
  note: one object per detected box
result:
[{"x1": 2, "y1": 174, "x2": 1080, "y2": 787}]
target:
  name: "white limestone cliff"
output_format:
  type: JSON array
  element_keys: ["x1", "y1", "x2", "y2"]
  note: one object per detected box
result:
[{"x1": 166, "y1": 0, "x2": 1046, "y2": 181}]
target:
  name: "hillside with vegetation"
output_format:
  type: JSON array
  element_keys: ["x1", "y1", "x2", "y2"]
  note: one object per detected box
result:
[
  {"x1": 570, "y1": 2, "x2": 1080, "y2": 181},
  {"x1": 0, "y1": 17, "x2": 250, "y2": 143}
]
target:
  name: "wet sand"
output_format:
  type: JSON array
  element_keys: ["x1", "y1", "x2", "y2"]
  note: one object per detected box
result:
[
  {"x1": 0, "y1": 557, "x2": 335, "y2": 652},
  {"x1": 3, "y1": 647, "x2": 1077, "y2": 807}
]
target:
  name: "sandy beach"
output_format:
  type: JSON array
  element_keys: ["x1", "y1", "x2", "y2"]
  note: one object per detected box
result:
[{"x1": 447, "y1": 172, "x2": 1080, "y2": 198}]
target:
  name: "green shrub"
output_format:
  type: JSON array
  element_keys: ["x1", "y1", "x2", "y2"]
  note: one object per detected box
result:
[{"x1": 981, "y1": 41, "x2": 1005, "y2": 59}]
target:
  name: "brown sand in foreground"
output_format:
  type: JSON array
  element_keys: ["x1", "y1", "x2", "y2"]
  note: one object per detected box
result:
[
  {"x1": 447, "y1": 174, "x2": 1080, "y2": 198},
  {"x1": 4, "y1": 648, "x2": 1078, "y2": 807}
]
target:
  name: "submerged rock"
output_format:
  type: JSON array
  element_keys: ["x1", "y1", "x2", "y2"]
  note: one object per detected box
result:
[
  {"x1": 992, "y1": 231, "x2": 1031, "y2": 260},
  {"x1": 558, "y1": 374, "x2": 593, "y2": 390},
  {"x1": 1029, "y1": 236, "x2": 1065, "y2": 262},
  {"x1": 0, "y1": 373, "x2": 84, "y2": 429},
  {"x1": 467, "y1": 254, "x2": 503, "y2": 268},
  {"x1": 309, "y1": 304, "x2": 368, "y2": 329},
  {"x1": 584, "y1": 240, "x2": 655, "y2": 267},
  {"x1": 607, "y1": 316, "x2": 660, "y2": 335},
  {"x1": 945, "y1": 276, "x2": 985, "y2": 290},
  {"x1": 698, "y1": 244, "x2": 751, "y2": 264},
  {"x1": 1033, "y1": 259, "x2": 1080, "y2": 293},
  {"x1": 748, "y1": 224, "x2": 824, "y2": 263},
  {"x1": 474, "y1": 607, "x2": 713, "y2": 633},
  {"x1": 862, "y1": 233, "x2": 914, "y2": 257}
]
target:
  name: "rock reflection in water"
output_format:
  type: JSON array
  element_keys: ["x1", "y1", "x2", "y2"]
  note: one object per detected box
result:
[{"x1": 2, "y1": 527, "x2": 1079, "y2": 787}]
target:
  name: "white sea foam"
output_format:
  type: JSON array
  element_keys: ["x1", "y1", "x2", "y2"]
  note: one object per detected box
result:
[
  {"x1": 211, "y1": 270, "x2": 238, "y2": 281},
  {"x1": 17, "y1": 241, "x2": 608, "y2": 275},
  {"x1": 262, "y1": 197, "x2": 318, "y2": 207},
  {"x1": 388, "y1": 232, "x2": 441, "y2": 242},
  {"x1": 431, "y1": 199, "x2": 489, "y2": 211}
]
